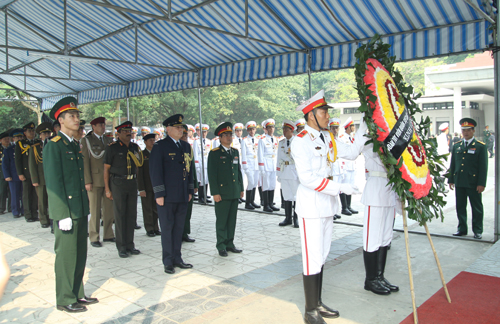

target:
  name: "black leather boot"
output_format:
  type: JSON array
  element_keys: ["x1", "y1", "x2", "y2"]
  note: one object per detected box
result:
[
  {"x1": 363, "y1": 250, "x2": 391, "y2": 295},
  {"x1": 377, "y1": 245, "x2": 399, "y2": 292},
  {"x1": 340, "y1": 193, "x2": 352, "y2": 215},
  {"x1": 346, "y1": 195, "x2": 358, "y2": 214},
  {"x1": 303, "y1": 274, "x2": 326, "y2": 324},
  {"x1": 279, "y1": 201, "x2": 293, "y2": 226},
  {"x1": 198, "y1": 185, "x2": 206, "y2": 204},
  {"x1": 204, "y1": 185, "x2": 212, "y2": 203},
  {"x1": 251, "y1": 188, "x2": 261, "y2": 208},
  {"x1": 293, "y1": 202, "x2": 299, "y2": 228},
  {"x1": 245, "y1": 190, "x2": 255, "y2": 209},
  {"x1": 317, "y1": 266, "x2": 339, "y2": 318},
  {"x1": 258, "y1": 187, "x2": 263, "y2": 206},
  {"x1": 280, "y1": 189, "x2": 285, "y2": 208},
  {"x1": 269, "y1": 190, "x2": 280, "y2": 211},
  {"x1": 263, "y1": 191, "x2": 273, "y2": 212}
]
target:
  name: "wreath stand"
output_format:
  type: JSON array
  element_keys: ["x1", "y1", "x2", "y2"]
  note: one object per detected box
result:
[{"x1": 402, "y1": 202, "x2": 452, "y2": 324}]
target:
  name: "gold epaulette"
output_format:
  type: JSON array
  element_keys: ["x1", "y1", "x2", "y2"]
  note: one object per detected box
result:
[
  {"x1": 33, "y1": 142, "x2": 41, "y2": 147},
  {"x1": 476, "y1": 140, "x2": 485, "y2": 145},
  {"x1": 51, "y1": 136, "x2": 61, "y2": 142},
  {"x1": 454, "y1": 141, "x2": 461, "y2": 145},
  {"x1": 211, "y1": 147, "x2": 220, "y2": 151}
]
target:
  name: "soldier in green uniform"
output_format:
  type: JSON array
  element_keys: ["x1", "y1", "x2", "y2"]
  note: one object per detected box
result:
[
  {"x1": 15, "y1": 122, "x2": 41, "y2": 222},
  {"x1": 104, "y1": 121, "x2": 144, "y2": 258},
  {"x1": 44, "y1": 97, "x2": 98, "y2": 312},
  {"x1": 181, "y1": 126, "x2": 197, "y2": 243},
  {"x1": 208, "y1": 122, "x2": 244, "y2": 257},
  {"x1": 137, "y1": 133, "x2": 161, "y2": 237},
  {"x1": 0, "y1": 132, "x2": 11, "y2": 214},
  {"x1": 449, "y1": 118, "x2": 488, "y2": 239},
  {"x1": 29, "y1": 122, "x2": 52, "y2": 228}
]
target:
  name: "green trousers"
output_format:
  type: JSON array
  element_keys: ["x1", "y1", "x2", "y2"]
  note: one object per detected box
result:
[
  {"x1": 54, "y1": 217, "x2": 87, "y2": 306},
  {"x1": 183, "y1": 198, "x2": 193, "y2": 239},
  {"x1": 35, "y1": 185, "x2": 49, "y2": 225},
  {"x1": 22, "y1": 178, "x2": 38, "y2": 219},
  {"x1": 214, "y1": 199, "x2": 238, "y2": 251},
  {"x1": 141, "y1": 190, "x2": 159, "y2": 232},
  {"x1": 0, "y1": 177, "x2": 10, "y2": 212},
  {"x1": 455, "y1": 187, "x2": 484, "y2": 235}
]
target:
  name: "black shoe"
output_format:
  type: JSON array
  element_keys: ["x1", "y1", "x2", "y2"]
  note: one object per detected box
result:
[
  {"x1": 279, "y1": 218, "x2": 292, "y2": 226},
  {"x1": 341, "y1": 209, "x2": 352, "y2": 216},
  {"x1": 474, "y1": 233, "x2": 482, "y2": 239},
  {"x1": 164, "y1": 265, "x2": 175, "y2": 274},
  {"x1": 127, "y1": 248, "x2": 141, "y2": 255},
  {"x1": 57, "y1": 303, "x2": 87, "y2": 313},
  {"x1": 317, "y1": 302, "x2": 339, "y2": 318},
  {"x1": 453, "y1": 231, "x2": 467, "y2": 236},
  {"x1": 26, "y1": 218, "x2": 36, "y2": 223},
  {"x1": 364, "y1": 278, "x2": 391, "y2": 295},
  {"x1": 41, "y1": 224, "x2": 50, "y2": 228},
  {"x1": 154, "y1": 230, "x2": 161, "y2": 235},
  {"x1": 348, "y1": 207, "x2": 358, "y2": 214},
  {"x1": 182, "y1": 236, "x2": 195, "y2": 242},
  {"x1": 251, "y1": 202, "x2": 261, "y2": 208},
  {"x1": 218, "y1": 250, "x2": 228, "y2": 257},
  {"x1": 364, "y1": 250, "x2": 391, "y2": 295},
  {"x1": 174, "y1": 262, "x2": 193, "y2": 269},
  {"x1": 118, "y1": 251, "x2": 129, "y2": 258},
  {"x1": 90, "y1": 241, "x2": 102, "y2": 248},
  {"x1": 103, "y1": 238, "x2": 116, "y2": 242},
  {"x1": 13, "y1": 214, "x2": 21, "y2": 218},
  {"x1": 0, "y1": 211, "x2": 5, "y2": 215},
  {"x1": 77, "y1": 296, "x2": 99, "y2": 305},
  {"x1": 245, "y1": 203, "x2": 255, "y2": 210},
  {"x1": 100, "y1": 220, "x2": 103, "y2": 226},
  {"x1": 334, "y1": 214, "x2": 341, "y2": 220},
  {"x1": 134, "y1": 224, "x2": 141, "y2": 230},
  {"x1": 238, "y1": 198, "x2": 243, "y2": 203},
  {"x1": 147, "y1": 231, "x2": 155, "y2": 237},
  {"x1": 226, "y1": 247, "x2": 242, "y2": 253}
]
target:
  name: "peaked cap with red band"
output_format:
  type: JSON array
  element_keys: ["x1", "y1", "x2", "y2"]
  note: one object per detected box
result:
[
  {"x1": 295, "y1": 90, "x2": 333, "y2": 115},
  {"x1": 282, "y1": 120, "x2": 295, "y2": 131},
  {"x1": 342, "y1": 117, "x2": 354, "y2": 129},
  {"x1": 459, "y1": 118, "x2": 476, "y2": 129},
  {"x1": 329, "y1": 118, "x2": 340, "y2": 127},
  {"x1": 115, "y1": 121, "x2": 133, "y2": 131},
  {"x1": 50, "y1": 96, "x2": 79, "y2": 120},
  {"x1": 215, "y1": 122, "x2": 233, "y2": 137},
  {"x1": 90, "y1": 117, "x2": 105, "y2": 125}
]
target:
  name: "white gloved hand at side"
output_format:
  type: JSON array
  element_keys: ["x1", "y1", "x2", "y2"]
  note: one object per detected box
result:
[
  {"x1": 339, "y1": 183, "x2": 361, "y2": 195},
  {"x1": 58, "y1": 217, "x2": 73, "y2": 231}
]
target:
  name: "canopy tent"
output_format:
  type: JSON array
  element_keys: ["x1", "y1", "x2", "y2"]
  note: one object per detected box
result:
[{"x1": 0, "y1": 0, "x2": 494, "y2": 109}]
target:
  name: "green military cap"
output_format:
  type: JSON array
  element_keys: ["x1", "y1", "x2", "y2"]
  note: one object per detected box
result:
[
  {"x1": 143, "y1": 133, "x2": 156, "y2": 141},
  {"x1": 115, "y1": 121, "x2": 133, "y2": 131},
  {"x1": 49, "y1": 96, "x2": 79, "y2": 120},
  {"x1": 23, "y1": 122, "x2": 35, "y2": 130},
  {"x1": 10, "y1": 128, "x2": 24, "y2": 137},
  {"x1": 459, "y1": 118, "x2": 477, "y2": 129},
  {"x1": 214, "y1": 122, "x2": 233, "y2": 137},
  {"x1": 163, "y1": 114, "x2": 185, "y2": 127},
  {"x1": 0, "y1": 131, "x2": 9, "y2": 140},
  {"x1": 79, "y1": 119, "x2": 86, "y2": 129},
  {"x1": 35, "y1": 122, "x2": 53, "y2": 134}
]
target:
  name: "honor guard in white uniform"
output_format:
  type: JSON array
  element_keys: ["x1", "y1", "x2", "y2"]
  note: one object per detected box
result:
[
  {"x1": 187, "y1": 125, "x2": 196, "y2": 146},
  {"x1": 277, "y1": 120, "x2": 299, "y2": 227},
  {"x1": 258, "y1": 119, "x2": 280, "y2": 212},
  {"x1": 194, "y1": 123, "x2": 201, "y2": 140},
  {"x1": 437, "y1": 123, "x2": 450, "y2": 156},
  {"x1": 232, "y1": 123, "x2": 245, "y2": 204},
  {"x1": 153, "y1": 128, "x2": 162, "y2": 142},
  {"x1": 137, "y1": 126, "x2": 150, "y2": 150},
  {"x1": 291, "y1": 90, "x2": 364, "y2": 324},
  {"x1": 131, "y1": 127, "x2": 138, "y2": 144},
  {"x1": 241, "y1": 121, "x2": 261, "y2": 209},
  {"x1": 329, "y1": 118, "x2": 343, "y2": 220},
  {"x1": 193, "y1": 124, "x2": 212, "y2": 204},
  {"x1": 338, "y1": 117, "x2": 358, "y2": 216},
  {"x1": 295, "y1": 118, "x2": 306, "y2": 134}
]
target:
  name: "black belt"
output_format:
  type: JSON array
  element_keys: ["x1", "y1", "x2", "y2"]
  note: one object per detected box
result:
[{"x1": 111, "y1": 174, "x2": 136, "y2": 180}]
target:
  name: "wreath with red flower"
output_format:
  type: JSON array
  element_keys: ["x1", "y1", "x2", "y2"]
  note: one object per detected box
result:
[{"x1": 354, "y1": 35, "x2": 448, "y2": 225}]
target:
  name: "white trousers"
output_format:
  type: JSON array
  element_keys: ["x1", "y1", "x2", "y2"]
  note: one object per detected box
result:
[
  {"x1": 281, "y1": 179, "x2": 298, "y2": 201},
  {"x1": 245, "y1": 170, "x2": 259, "y2": 190},
  {"x1": 363, "y1": 206, "x2": 395, "y2": 252},
  {"x1": 262, "y1": 171, "x2": 276, "y2": 191},
  {"x1": 342, "y1": 170, "x2": 355, "y2": 185},
  {"x1": 299, "y1": 216, "x2": 333, "y2": 275},
  {"x1": 197, "y1": 167, "x2": 209, "y2": 185}
]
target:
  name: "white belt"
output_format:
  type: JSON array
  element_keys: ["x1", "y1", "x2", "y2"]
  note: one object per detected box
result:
[
  {"x1": 369, "y1": 171, "x2": 387, "y2": 178},
  {"x1": 265, "y1": 154, "x2": 276, "y2": 158}
]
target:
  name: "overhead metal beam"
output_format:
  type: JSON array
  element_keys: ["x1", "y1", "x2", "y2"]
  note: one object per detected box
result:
[
  {"x1": 245, "y1": 0, "x2": 249, "y2": 37},
  {"x1": 168, "y1": 0, "x2": 172, "y2": 20},
  {"x1": 64, "y1": 0, "x2": 68, "y2": 55},
  {"x1": 172, "y1": 0, "x2": 219, "y2": 18},
  {"x1": 134, "y1": 24, "x2": 138, "y2": 64},
  {"x1": 70, "y1": 24, "x2": 136, "y2": 52},
  {"x1": 0, "y1": 98, "x2": 38, "y2": 102},
  {"x1": 4, "y1": 8, "x2": 8, "y2": 70},
  {"x1": 462, "y1": 0, "x2": 495, "y2": 24},
  {"x1": 394, "y1": 0, "x2": 417, "y2": 30},
  {"x1": 2, "y1": 58, "x2": 45, "y2": 74},
  {"x1": 1, "y1": 0, "x2": 21, "y2": 10},
  {"x1": 0, "y1": 72, "x2": 123, "y2": 85},
  {"x1": 74, "y1": 0, "x2": 303, "y2": 52},
  {"x1": 256, "y1": 0, "x2": 309, "y2": 49},
  {"x1": 319, "y1": 0, "x2": 357, "y2": 40},
  {"x1": 147, "y1": 0, "x2": 169, "y2": 17}
]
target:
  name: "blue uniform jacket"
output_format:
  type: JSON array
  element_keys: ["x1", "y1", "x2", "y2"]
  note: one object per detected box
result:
[
  {"x1": 2, "y1": 145, "x2": 20, "y2": 181},
  {"x1": 149, "y1": 136, "x2": 194, "y2": 202}
]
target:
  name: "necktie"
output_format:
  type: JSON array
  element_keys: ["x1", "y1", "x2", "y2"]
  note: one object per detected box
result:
[
  {"x1": 271, "y1": 137, "x2": 273, "y2": 143},
  {"x1": 252, "y1": 138, "x2": 254, "y2": 144},
  {"x1": 239, "y1": 138, "x2": 242, "y2": 144},
  {"x1": 320, "y1": 133, "x2": 325, "y2": 143},
  {"x1": 176, "y1": 141, "x2": 181, "y2": 150},
  {"x1": 287, "y1": 140, "x2": 290, "y2": 146}
]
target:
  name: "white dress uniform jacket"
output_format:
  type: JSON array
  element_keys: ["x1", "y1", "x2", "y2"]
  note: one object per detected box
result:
[
  {"x1": 232, "y1": 136, "x2": 243, "y2": 166},
  {"x1": 257, "y1": 134, "x2": 278, "y2": 172},
  {"x1": 241, "y1": 135, "x2": 258, "y2": 171},
  {"x1": 193, "y1": 137, "x2": 212, "y2": 185},
  {"x1": 291, "y1": 125, "x2": 365, "y2": 219},
  {"x1": 436, "y1": 132, "x2": 449, "y2": 156},
  {"x1": 277, "y1": 136, "x2": 299, "y2": 201}
]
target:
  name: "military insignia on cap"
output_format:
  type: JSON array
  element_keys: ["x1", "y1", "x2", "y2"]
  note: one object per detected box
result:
[
  {"x1": 179, "y1": 116, "x2": 183, "y2": 122},
  {"x1": 70, "y1": 102, "x2": 76, "y2": 108}
]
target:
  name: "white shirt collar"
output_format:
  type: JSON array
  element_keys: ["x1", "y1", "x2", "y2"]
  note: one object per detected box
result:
[
  {"x1": 465, "y1": 137, "x2": 475, "y2": 145},
  {"x1": 60, "y1": 130, "x2": 73, "y2": 142},
  {"x1": 94, "y1": 132, "x2": 102, "y2": 140}
]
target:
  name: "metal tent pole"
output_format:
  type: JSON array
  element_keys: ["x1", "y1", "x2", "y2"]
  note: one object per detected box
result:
[
  {"x1": 126, "y1": 97, "x2": 130, "y2": 120},
  {"x1": 197, "y1": 71, "x2": 207, "y2": 203},
  {"x1": 307, "y1": 51, "x2": 312, "y2": 97},
  {"x1": 494, "y1": 18, "x2": 500, "y2": 242}
]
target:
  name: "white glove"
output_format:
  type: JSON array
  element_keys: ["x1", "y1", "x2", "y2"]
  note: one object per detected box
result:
[
  {"x1": 339, "y1": 183, "x2": 356, "y2": 195},
  {"x1": 58, "y1": 217, "x2": 73, "y2": 231}
]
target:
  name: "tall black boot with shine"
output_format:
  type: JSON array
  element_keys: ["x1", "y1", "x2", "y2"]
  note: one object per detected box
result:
[
  {"x1": 317, "y1": 266, "x2": 339, "y2": 318},
  {"x1": 340, "y1": 193, "x2": 352, "y2": 215},
  {"x1": 377, "y1": 245, "x2": 399, "y2": 292},
  {"x1": 251, "y1": 188, "x2": 261, "y2": 208},
  {"x1": 279, "y1": 201, "x2": 292, "y2": 226},
  {"x1": 263, "y1": 191, "x2": 273, "y2": 212},
  {"x1": 204, "y1": 185, "x2": 212, "y2": 203},
  {"x1": 292, "y1": 202, "x2": 299, "y2": 228},
  {"x1": 303, "y1": 274, "x2": 326, "y2": 324},
  {"x1": 269, "y1": 190, "x2": 280, "y2": 211},
  {"x1": 245, "y1": 190, "x2": 255, "y2": 209},
  {"x1": 363, "y1": 250, "x2": 391, "y2": 295},
  {"x1": 198, "y1": 185, "x2": 206, "y2": 204},
  {"x1": 346, "y1": 195, "x2": 358, "y2": 214},
  {"x1": 257, "y1": 186, "x2": 264, "y2": 207}
]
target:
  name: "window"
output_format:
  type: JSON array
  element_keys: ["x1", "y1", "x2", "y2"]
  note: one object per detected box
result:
[
  {"x1": 469, "y1": 102, "x2": 479, "y2": 110},
  {"x1": 422, "y1": 101, "x2": 465, "y2": 110},
  {"x1": 343, "y1": 108, "x2": 358, "y2": 114}
]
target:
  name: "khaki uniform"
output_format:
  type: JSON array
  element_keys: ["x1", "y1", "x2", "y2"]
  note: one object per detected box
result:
[
  {"x1": 81, "y1": 132, "x2": 115, "y2": 242},
  {"x1": 28, "y1": 142, "x2": 49, "y2": 225},
  {"x1": 15, "y1": 138, "x2": 40, "y2": 220},
  {"x1": 137, "y1": 149, "x2": 159, "y2": 233}
]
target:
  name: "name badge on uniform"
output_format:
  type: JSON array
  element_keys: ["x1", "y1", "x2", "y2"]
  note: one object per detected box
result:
[
  {"x1": 315, "y1": 147, "x2": 321, "y2": 150},
  {"x1": 220, "y1": 156, "x2": 227, "y2": 159},
  {"x1": 468, "y1": 149, "x2": 476, "y2": 154},
  {"x1": 233, "y1": 156, "x2": 238, "y2": 164},
  {"x1": 169, "y1": 153, "x2": 176, "y2": 156}
]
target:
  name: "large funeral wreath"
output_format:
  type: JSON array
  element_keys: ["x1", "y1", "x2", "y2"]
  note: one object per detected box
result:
[{"x1": 354, "y1": 35, "x2": 448, "y2": 225}]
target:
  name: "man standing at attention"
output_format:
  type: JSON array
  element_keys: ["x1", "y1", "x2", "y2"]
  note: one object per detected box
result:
[
  {"x1": 449, "y1": 118, "x2": 488, "y2": 239},
  {"x1": 150, "y1": 114, "x2": 194, "y2": 274},
  {"x1": 3, "y1": 129, "x2": 24, "y2": 219},
  {"x1": 44, "y1": 97, "x2": 98, "y2": 313},
  {"x1": 241, "y1": 121, "x2": 260, "y2": 210},
  {"x1": 82, "y1": 117, "x2": 115, "y2": 248},
  {"x1": 193, "y1": 124, "x2": 212, "y2": 204},
  {"x1": 258, "y1": 119, "x2": 279, "y2": 212},
  {"x1": 208, "y1": 122, "x2": 244, "y2": 257},
  {"x1": 0, "y1": 132, "x2": 11, "y2": 215}
]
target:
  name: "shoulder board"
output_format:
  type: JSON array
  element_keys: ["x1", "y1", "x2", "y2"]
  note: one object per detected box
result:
[
  {"x1": 297, "y1": 130, "x2": 308, "y2": 138},
  {"x1": 211, "y1": 147, "x2": 220, "y2": 151},
  {"x1": 476, "y1": 140, "x2": 485, "y2": 145},
  {"x1": 109, "y1": 141, "x2": 118, "y2": 146},
  {"x1": 51, "y1": 136, "x2": 61, "y2": 142},
  {"x1": 454, "y1": 141, "x2": 461, "y2": 145},
  {"x1": 33, "y1": 142, "x2": 41, "y2": 147}
]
